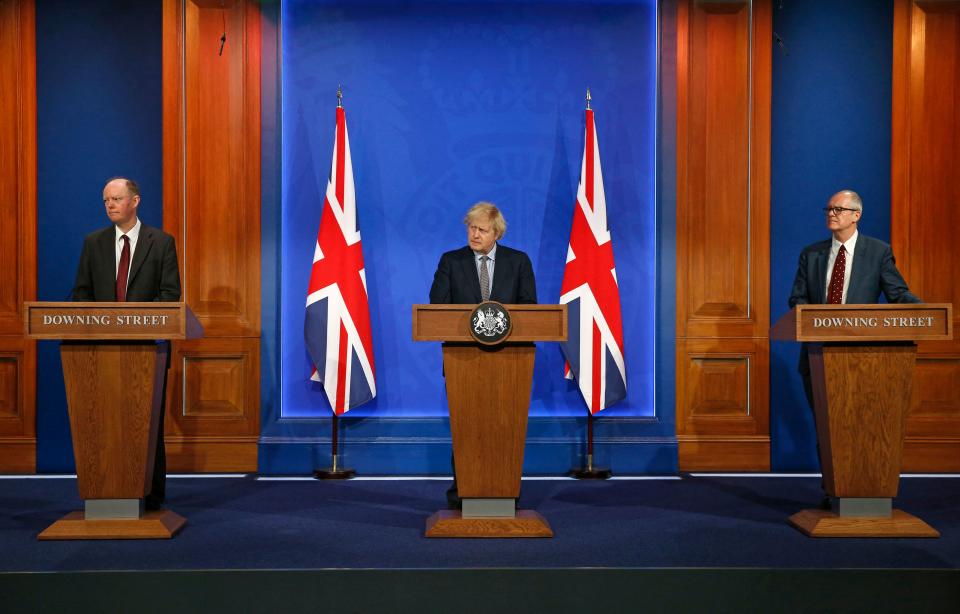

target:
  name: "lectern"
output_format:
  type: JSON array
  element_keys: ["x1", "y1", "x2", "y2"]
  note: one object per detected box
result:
[
  {"x1": 772, "y1": 303, "x2": 953, "y2": 537},
  {"x1": 412, "y1": 303, "x2": 566, "y2": 537},
  {"x1": 24, "y1": 302, "x2": 203, "y2": 540}
]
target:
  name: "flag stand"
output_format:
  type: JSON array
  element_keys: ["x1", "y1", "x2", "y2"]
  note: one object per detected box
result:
[
  {"x1": 569, "y1": 411, "x2": 611, "y2": 479},
  {"x1": 314, "y1": 412, "x2": 356, "y2": 480}
]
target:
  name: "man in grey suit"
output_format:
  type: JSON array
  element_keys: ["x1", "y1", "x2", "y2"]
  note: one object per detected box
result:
[
  {"x1": 72, "y1": 177, "x2": 181, "y2": 510},
  {"x1": 787, "y1": 189, "x2": 920, "y2": 505},
  {"x1": 788, "y1": 190, "x2": 919, "y2": 310}
]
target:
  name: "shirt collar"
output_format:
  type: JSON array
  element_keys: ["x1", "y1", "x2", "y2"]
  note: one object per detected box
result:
[
  {"x1": 474, "y1": 243, "x2": 497, "y2": 261},
  {"x1": 116, "y1": 218, "x2": 142, "y2": 243},
  {"x1": 832, "y1": 229, "x2": 858, "y2": 253}
]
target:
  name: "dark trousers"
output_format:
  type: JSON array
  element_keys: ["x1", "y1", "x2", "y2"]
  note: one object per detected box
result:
[
  {"x1": 146, "y1": 342, "x2": 170, "y2": 508},
  {"x1": 446, "y1": 454, "x2": 459, "y2": 506},
  {"x1": 802, "y1": 370, "x2": 829, "y2": 501}
]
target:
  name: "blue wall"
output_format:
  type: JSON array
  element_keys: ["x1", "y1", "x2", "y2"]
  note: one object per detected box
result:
[
  {"x1": 769, "y1": 0, "x2": 894, "y2": 470},
  {"x1": 260, "y1": 0, "x2": 667, "y2": 474},
  {"x1": 278, "y1": 0, "x2": 658, "y2": 419},
  {"x1": 35, "y1": 0, "x2": 163, "y2": 471}
]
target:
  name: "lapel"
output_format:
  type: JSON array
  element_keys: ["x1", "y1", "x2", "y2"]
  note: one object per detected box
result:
[
  {"x1": 846, "y1": 235, "x2": 867, "y2": 303},
  {"x1": 459, "y1": 248, "x2": 482, "y2": 302},
  {"x1": 127, "y1": 225, "x2": 154, "y2": 288},
  {"x1": 98, "y1": 229, "x2": 118, "y2": 299},
  {"x1": 814, "y1": 242, "x2": 831, "y2": 304},
  {"x1": 489, "y1": 246, "x2": 508, "y2": 302}
]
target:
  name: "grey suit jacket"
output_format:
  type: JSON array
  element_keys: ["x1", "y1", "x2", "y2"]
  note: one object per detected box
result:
[
  {"x1": 787, "y1": 233, "x2": 920, "y2": 373},
  {"x1": 72, "y1": 223, "x2": 182, "y2": 302}
]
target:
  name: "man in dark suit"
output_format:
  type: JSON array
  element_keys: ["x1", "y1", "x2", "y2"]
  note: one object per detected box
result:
[
  {"x1": 72, "y1": 177, "x2": 181, "y2": 511},
  {"x1": 429, "y1": 202, "x2": 537, "y2": 507},
  {"x1": 788, "y1": 189, "x2": 921, "y2": 389},
  {"x1": 429, "y1": 202, "x2": 537, "y2": 305},
  {"x1": 787, "y1": 189, "x2": 920, "y2": 506}
]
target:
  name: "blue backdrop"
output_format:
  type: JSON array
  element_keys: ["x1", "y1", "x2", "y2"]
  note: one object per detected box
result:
[
  {"x1": 769, "y1": 0, "x2": 894, "y2": 470},
  {"x1": 35, "y1": 0, "x2": 163, "y2": 472},
  {"x1": 279, "y1": 0, "x2": 658, "y2": 419}
]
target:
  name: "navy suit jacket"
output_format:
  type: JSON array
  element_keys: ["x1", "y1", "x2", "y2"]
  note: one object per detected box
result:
[
  {"x1": 72, "y1": 223, "x2": 182, "y2": 302},
  {"x1": 429, "y1": 244, "x2": 537, "y2": 305},
  {"x1": 787, "y1": 233, "x2": 920, "y2": 374}
]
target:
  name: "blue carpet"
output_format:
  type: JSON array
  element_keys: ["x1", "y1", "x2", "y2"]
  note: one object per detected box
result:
[{"x1": 1, "y1": 475, "x2": 958, "y2": 571}]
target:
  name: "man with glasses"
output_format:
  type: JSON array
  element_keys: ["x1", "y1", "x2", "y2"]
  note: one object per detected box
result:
[
  {"x1": 787, "y1": 189, "x2": 919, "y2": 506},
  {"x1": 72, "y1": 177, "x2": 181, "y2": 512},
  {"x1": 788, "y1": 189, "x2": 919, "y2": 317}
]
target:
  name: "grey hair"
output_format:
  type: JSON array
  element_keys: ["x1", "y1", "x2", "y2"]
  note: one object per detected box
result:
[{"x1": 834, "y1": 190, "x2": 862, "y2": 212}]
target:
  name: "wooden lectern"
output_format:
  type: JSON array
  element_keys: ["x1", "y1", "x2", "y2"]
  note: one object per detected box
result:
[
  {"x1": 412, "y1": 304, "x2": 566, "y2": 537},
  {"x1": 24, "y1": 302, "x2": 203, "y2": 540},
  {"x1": 771, "y1": 303, "x2": 953, "y2": 537}
]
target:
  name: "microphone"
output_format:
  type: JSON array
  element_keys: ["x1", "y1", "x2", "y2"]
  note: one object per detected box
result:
[{"x1": 219, "y1": 33, "x2": 226, "y2": 56}]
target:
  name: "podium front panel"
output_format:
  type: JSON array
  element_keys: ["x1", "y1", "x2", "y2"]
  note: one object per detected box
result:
[{"x1": 61, "y1": 342, "x2": 167, "y2": 499}]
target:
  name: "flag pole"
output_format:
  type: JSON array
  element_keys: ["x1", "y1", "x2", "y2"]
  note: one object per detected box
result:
[
  {"x1": 569, "y1": 87, "x2": 612, "y2": 481},
  {"x1": 570, "y1": 409, "x2": 612, "y2": 479},
  {"x1": 313, "y1": 84, "x2": 358, "y2": 481},
  {"x1": 315, "y1": 411, "x2": 356, "y2": 479}
]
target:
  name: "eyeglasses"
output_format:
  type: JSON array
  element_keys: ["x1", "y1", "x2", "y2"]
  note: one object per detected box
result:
[{"x1": 823, "y1": 207, "x2": 859, "y2": 216}]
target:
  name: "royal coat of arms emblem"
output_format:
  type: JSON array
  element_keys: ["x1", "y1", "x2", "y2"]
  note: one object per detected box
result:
[{"x1": 469, "y1": 302, "x2": 512, "y2": 344}]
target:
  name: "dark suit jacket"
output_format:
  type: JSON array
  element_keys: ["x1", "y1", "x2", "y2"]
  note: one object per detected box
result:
[
  {"x1": 71, "y1": 221, "x2": 180, "y2": 505},
  {"x1": 787, "y1": 233, "x2": 920, "y2": 374},
  {"x1": 429, "y1": 244, "x2": 537, "y2": 304},
  {"x1": 72, "y1": 223, "x2": 182, "y2": 302}
]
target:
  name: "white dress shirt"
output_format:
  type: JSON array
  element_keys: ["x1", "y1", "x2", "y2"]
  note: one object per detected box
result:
[{"x1": 824, "y1": 230, "x2": 857, "y2": 303}]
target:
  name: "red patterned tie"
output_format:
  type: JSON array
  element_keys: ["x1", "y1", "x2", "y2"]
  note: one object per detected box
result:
[
  {"x1": 116, "y1": 235, "x2": 130, "y2": 302},
  {"x1": 827, "y1": 245, "x2": 846, "y2": 304}
]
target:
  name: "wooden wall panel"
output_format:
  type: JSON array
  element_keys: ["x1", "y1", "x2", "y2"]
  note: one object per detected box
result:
[
  {"x1": 892, "y1": 0, "x2": 960, "y2": 471},
  {"x1": 677, "y1": 0, "x2": 771, "y2": 469},
  {"x1": 163, "y1": 0, "x2": 260, "y2": 472},
  {"x1": 0, "y1": 0, "x2": 36, "y2": 472}
]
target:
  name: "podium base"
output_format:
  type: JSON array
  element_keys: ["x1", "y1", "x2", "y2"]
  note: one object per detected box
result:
[
  {"x1": 313, "y1": 468, "x2": 356, "y2": 480},
  {"x1": 425, "y1": 510, "x2": 553, "y2": 538},
  {"x1": 569, "y1": 467, "x2": 612, "y2": 480},
  {"x1": 38, "y1": 510, "x2": 187, "y2": 540},
  {"x1": 788, "y1": 509, "x2": 939, "y2": 538}
]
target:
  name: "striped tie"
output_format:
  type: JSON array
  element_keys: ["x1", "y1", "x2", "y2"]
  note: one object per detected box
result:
[{"x1": 479, "y1": 255, "x2": 490, "y2": 302}]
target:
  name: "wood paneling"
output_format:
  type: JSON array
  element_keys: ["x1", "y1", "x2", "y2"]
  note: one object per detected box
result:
[
  {"x1": 166, "y1": 335, "x2": 258, "y2": 470},
  {"x1": 172, "y1": 338, "x2": 259, "y2": 431},
  {"x1": 676, "y1": 0, "x2": 771, "y2": 469},
  {"x1": 0, "y1": 0, "x2": 36, "y2": 472},
  {"x1": 0, "y1": 357, "x2": 18, "y2": 417},
  {"x1": 184, "y1": 356, "x2": 247, "y2": 417},
  {"x1": 892, "y1": 0, "x2": 960, "y2": 471},
  {"x1": 687, "y1": 356, "x2": 749, "y2": 417},
  {"x1": 910, "y1": 358, "x2": 960, "y2": 419},
  {"x1": 163, "y1": 0, "x2": 260, "y2": 471},
  {"x1": 0, "y1": 344, "x2": 35, "y2": 473},
  {"x1": 677, "y1": 338, "x2": 769, "y2": 470}
]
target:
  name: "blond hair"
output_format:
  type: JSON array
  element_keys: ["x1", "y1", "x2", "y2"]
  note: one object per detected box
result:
[{"x1": 463, "y1": 201, "x2": 506, "y2": 239}]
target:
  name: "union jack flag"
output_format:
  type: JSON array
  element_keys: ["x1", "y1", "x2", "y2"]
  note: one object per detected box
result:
[
  {"x1": 304, "y1": 103, "x2": 376, "y2": 415},
  {"x1": 559, "y1": 107, "x2": 626, "y2": 414}
]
